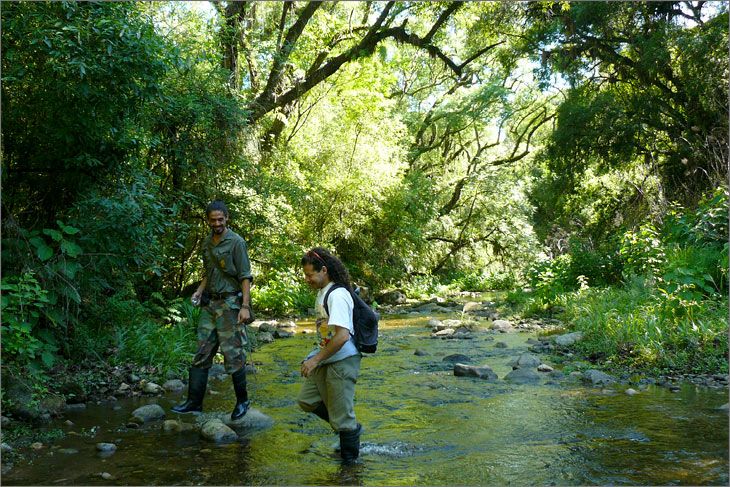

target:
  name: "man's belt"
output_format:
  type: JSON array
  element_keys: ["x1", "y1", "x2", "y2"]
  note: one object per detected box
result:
[{"x1": 209, "y1": 291, "x2": 241, "y2": 300}]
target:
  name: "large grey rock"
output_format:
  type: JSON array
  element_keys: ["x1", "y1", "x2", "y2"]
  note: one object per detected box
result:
[
  {"x1": 490, "y1": 320, "x2": 513, "y2": 332},
  {"x1": 95, "y1": 443, "x2": 117, "y2": 453},
  {"x1": 441, "y1": 319, "x2": 463, "y2": 328},
  {"x1": 131, "y1": 404, "x2": 165, "y2": 423},
  {"x1": 3, "y1": 376, "x2": 66, "y2": 420},
  {"x1": 274, "y1": 329, "x2": 293, "y2": 339},
  {"x1": 504, "y1": 367, "x2": 541, "y2": 384},
  {"x1": 377, "y1": 290, "x2": 407, "y2": 305},
  {"x1": 209, "y1": 364, "x2": 226, "y2": 376},
  {"x1": 582, "y1": 369, "x2": 617, "y2": 386},
  {"x1": 200, "y1": 419, "x2": 238, "y2": 443},
  {"x1": 462, "y1": 302, "x2": 484, "y2": 313},
  {"x1": 163, "y1": 379, "x2": 185, "y2": 393},
  {"x1": 258, "y1": 332, "x2": 275, "y2": 344},
  {"x1": 507, "y1": 353, "x2": 541, "y2": 369},
  {"x1": 142, "y1": 382, "x2": 162, "y2": 394},
  {"x1": 197, "y1": 409, "x2": 273, "y2": 437},
  {"x1": 454, "y1": 363, "x2": 498, "y2": 381},
  {"x1": 258, "y1": 322, "x2": 277, "y2": 333},
  {"x1": 537, "y1": 363, "x2": 554, "y2": 373},
  {"x1": 432, "y1": 328, "x2": 455, "y2": 338},
  {"x1": 554, "y1": 332, "x2": 584, "y2": 347},
  {"x1": 426, "y1": 319, "x2": 444, "y2": 329},
  {"x1": 443, "y1": 354, "x2": 471, "y2": 363}
]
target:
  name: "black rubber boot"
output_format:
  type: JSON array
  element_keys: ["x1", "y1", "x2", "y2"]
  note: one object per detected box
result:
[
  {"x1": 171, "y1": 367, "x2": 208, "y2": 414},
  {"x1": 231, "y1": 368, "x2": 250, "y2": 420},
  {"x1": 312, "y1": 403, "x2": 329, "y2": 422},
  {"x1": 339, "y1": 423, "x2": 362, "y2": 464}
]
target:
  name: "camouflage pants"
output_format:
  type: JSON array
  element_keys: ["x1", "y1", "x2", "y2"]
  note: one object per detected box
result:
[{"x1": 192, "y1": 296, "x2": 248, "y2": 374}]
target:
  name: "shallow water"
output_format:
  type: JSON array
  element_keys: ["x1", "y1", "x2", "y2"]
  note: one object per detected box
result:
[{"x1": 4, "y1": 315, "x2": 729, "y2": 485}]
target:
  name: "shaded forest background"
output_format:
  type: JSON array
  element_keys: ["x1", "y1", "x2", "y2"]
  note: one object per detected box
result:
[{"x1": 2, "y1": 1, "x2": 728, "y2": 389}]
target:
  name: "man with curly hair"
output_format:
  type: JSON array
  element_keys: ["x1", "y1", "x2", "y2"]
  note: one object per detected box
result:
[{"x1": 299, "y1": 247, "x2": 362, "y2": 464}]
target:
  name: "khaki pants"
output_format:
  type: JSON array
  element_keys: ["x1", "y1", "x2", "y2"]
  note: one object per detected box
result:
[{"x1": 298, "y1": 354, "x2": 361, "y2": 432}]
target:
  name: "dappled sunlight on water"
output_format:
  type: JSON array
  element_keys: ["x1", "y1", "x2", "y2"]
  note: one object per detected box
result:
[{"x1": 4, "y1": 314, "x2": 728, "y2": 485}]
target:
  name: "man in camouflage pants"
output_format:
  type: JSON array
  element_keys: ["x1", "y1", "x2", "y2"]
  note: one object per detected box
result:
[{"x1": 172, "y1": 200, "x2": 254, "y2": 420}]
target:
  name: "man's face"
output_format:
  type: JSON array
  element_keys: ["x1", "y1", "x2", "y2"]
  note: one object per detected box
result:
[
  {"x1": 303, "y1": 263, "x2": 328, "y2": 290},
  {"x1": 207, "y1": 210, "x2": 228, "y2": 235}
]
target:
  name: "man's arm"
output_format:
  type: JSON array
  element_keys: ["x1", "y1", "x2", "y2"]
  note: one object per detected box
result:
[
  {"x1": 301, "y1": 326, "x2": 350, "y2": 377},
  {"x1": 237, "y1": 277, "x2": 252, "y2": 324},
  {"x1": 192, "y1": 277, "x2": 207, "y2": 303}
]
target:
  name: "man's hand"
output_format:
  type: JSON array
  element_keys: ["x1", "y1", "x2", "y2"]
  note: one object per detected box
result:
[
  {"x1": 237, "y1": 307, "x2": 251, "y2": 324},
  {"x1": 191, "y1": 289, "x2": 203, "y2": 305},
  {"x1": 301, "y1": 357, "x2": 320, "y2": 378}
]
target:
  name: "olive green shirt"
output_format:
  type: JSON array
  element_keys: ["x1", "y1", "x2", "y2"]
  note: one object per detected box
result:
[{"x1": 202, "y1": 229, "x2": 253, "y2": 294}]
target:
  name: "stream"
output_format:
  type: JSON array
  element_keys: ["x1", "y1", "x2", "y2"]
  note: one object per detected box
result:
[{"x1": 3, "y1": 314, "x2": 728, "y2": 485}]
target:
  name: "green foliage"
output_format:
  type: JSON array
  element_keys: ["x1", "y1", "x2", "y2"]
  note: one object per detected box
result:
[
  {"x1": 619, "y1": 223, "x2": 666, "y2": 278},
  {"x1": 557, "y1": 278, "x2": 728, "y2": 374},
  {"x1": 251, "y1": 268, "x2": 315, "y2": 316},
  {"x1": 0, "y1": 272, "x2": 60, "y2": 373}
]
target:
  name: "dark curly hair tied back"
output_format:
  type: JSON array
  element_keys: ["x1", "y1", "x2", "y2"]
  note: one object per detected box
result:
[{"x1": 301, "y1": 247, "x2": 352, "y2": 291}]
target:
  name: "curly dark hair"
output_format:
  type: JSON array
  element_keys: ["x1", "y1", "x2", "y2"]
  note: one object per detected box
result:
[{"x1": 301, "y1": 247, "x2": 352, "y2": 290}]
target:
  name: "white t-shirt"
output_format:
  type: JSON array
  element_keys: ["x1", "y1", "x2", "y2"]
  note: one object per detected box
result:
[{"x1": 305, "y1": 282, "x2": 359, "y2": 364}]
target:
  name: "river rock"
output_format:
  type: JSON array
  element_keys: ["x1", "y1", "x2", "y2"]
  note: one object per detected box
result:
[
  {"x1": 31, "y1": 442, "x2": 44, "y2": 450},
  {"x1": 1, "y1": 416, "x2": 10, "y2": 428},
  {"x1": 209, "y1": 364, "x2": 226, "y2": 376},
  {"x1": 258, "y1": 322, "x2": 277, "y2": 333},
  {"x1": 414, "y1": 349, "x2": 429, "y2": 356},
  {"x1": 163, "y1": 420, "x2": 182, "y2": 432},
  {"x1": 258, "y1": 332, "x2": 275, "y2": 344},
  {"x1": 462, "y1": 302, "x2": 484, "y2": 313},
  {"x1": 426, "y1": 318, "x2": 443, "y2": 329},
  {"x1": 495, "y1": 342, "x2": 508, "y2": 348},
  {"x1": 1, "y1": 443, "x2": 12, "y2": 453},
  {"x1": 100, "y1": 473, "x2": 113, "y2": 480},
  {"x1": 504, "y1": 367, "x2": 541, "y2": 384},
  {"x1": 116, "y1": 383, "x2": 131, "y2": 395},
  {"x1": 537, "y1": 363, "x2": 554, "y2": 373},
  {"x1": 200, "y1": 419, "x2": 238, "y2": 443},
  {"x1": 554, "y1": 332, "x2": 584, "y2": 347},
  {"x1": 131, "y1": 404, "x2": 165, "y2": 423},
  {"x1": 96, "y1": 443, "x2": 117, "y2": 453},
  {"x1": 65, "y1": 403, "x2": 87, "y2": 412},
  {"x1": 3, "y1": 374, "x2": 66, "y2": 420},
  {"x1": 625, "y1": 388, "x2": 639, "y2": 396},
  {"x1": 163, "y1": 379, "x2": 185, "y2": 393},
  {"x1": 412, "y1": 302, "x2": 449, "y2": 313},
  {"x1": 274, "y1": 329, "x2": 293, "y2": 338},
  {"x1": 59, "y1": 448, "x2": 79, "y2": 454},
  {"x1": 59, "y1": 380, "x2": 87, "y2": 404},
  {"x1": 717, "y1": 403, "x2": 729, "y2": 411},
  {"x1": 453, "y1": 363, "x2": 498, "y2": 381},
  {"x1": 277, "y1": 320, "x2": 297, "y2": 329},
  {"x1": 432, "y1": 328, "x2": 455, "y2": 338},
  {"x1": 443, "y1": 354, "x2": 471, "y2": 363},
  {"x1": 507, "y1": 353, "x2": 541, "y2": 369},
  {"x1": 377, "y1": 290, "x2": 407, "y2": 305},
  {"x1": 582, "y1": 369, "x2": 617, "y2": 386},
  {"x1": 142, "y1": 382, "x2": 162, "y2": 394},
  {"x1": 490, "y1": 320, "x2": 513, "y2": 332}
]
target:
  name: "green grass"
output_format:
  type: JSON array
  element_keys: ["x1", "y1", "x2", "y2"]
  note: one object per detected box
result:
[{"x1": 552, "y1": 278, "x2": 728, "y2": 374}]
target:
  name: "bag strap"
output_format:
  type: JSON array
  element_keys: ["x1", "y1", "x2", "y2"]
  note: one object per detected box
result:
[
  {"x1": 322, "y1": 283, "x2": 345, "y2": 317},
  {"x1": 205, "y1": 241, "x2": 241, "y2": 291}
]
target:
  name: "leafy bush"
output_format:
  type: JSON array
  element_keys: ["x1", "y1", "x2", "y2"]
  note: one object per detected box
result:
[
  {"x1": 558, "y1": 277, "x2": 728, "y2": 374},
  {"x1": 251, "y1": 268, "x2": 315, "y2": 316},
  {"x1": 0, "y1": 272, "x2": 60, "y2": 373}
]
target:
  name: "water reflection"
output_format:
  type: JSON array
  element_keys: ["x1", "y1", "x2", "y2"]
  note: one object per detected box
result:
[{"x1": 3, "y1": 315, "x2": 728, "y2": 486}]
